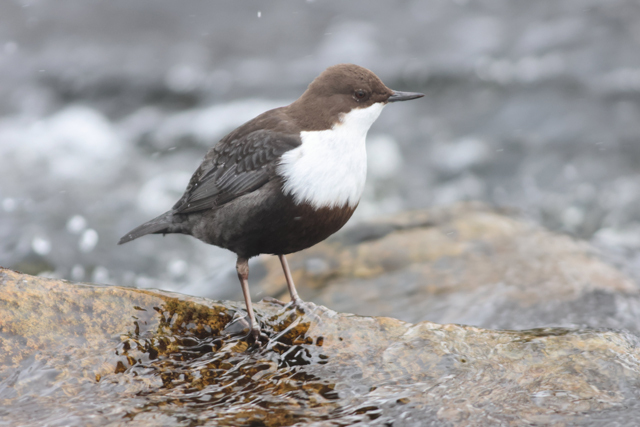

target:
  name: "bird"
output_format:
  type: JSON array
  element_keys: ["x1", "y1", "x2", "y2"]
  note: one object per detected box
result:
[{"x1": 119, "y1": 64, "x2": 423, "y2": 342}]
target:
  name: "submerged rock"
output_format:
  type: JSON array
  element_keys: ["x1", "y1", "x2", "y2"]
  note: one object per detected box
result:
[
  {"x1": 2, "y1": 267, "x2": 640, "y2": 426},
  {"x1": 258, "y1": 203, "x2": 640, "y2": 331}
]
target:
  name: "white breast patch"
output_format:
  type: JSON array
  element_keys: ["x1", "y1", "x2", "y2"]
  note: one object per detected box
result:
[{"x1": 278, "y1": 102, "x2": 385, "y2": 209}]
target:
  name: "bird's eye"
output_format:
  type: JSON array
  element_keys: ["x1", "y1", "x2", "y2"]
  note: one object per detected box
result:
[{"x1": 354, "y1": 89, "x2": 367, "y2": 100}]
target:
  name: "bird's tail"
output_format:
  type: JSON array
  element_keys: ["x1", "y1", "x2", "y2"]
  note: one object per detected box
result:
[{"x1": 118, "y1": 211, "x2": 174, "y2": 245}]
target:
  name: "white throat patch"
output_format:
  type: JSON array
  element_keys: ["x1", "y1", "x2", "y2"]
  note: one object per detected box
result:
[{"x1": 278, "y1": 102, "x2": 385, "y2": 209}]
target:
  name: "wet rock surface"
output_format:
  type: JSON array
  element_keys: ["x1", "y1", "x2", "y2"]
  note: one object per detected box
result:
[
  {"x1": 2, "y1": 267, "x2": 640, "y2": 426},
  {"x1": 258, "y1": 203, "x2": 640, "y2": 331},
  {"x1": 3, "y1": 1, "x2": 640, "y2": 295}
]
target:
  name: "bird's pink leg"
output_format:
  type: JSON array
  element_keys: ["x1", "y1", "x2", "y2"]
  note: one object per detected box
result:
[
  {"x1": 279, "y1": 254, "x2": 302, "y2": 305},
  {"x1": 236, "y1": 256, "x2": 262, "y2": 342}
]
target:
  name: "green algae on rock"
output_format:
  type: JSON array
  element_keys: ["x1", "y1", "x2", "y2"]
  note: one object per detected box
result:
[{"x1": 2, "y1": 268, "x2": 640, "y2": 426}]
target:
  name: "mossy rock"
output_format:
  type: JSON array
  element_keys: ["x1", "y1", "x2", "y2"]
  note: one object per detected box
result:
[{"x1": 2, "y1": 268, "x2": 640, "y2": 426}]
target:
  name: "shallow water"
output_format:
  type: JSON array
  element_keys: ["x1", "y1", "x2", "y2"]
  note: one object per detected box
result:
[{"x1": 1, "y1": 1, "x2": 640, "y2": 299}]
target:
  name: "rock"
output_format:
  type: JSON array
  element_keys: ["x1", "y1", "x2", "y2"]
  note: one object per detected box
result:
[
  {"x1": 2, "y1": 268, "x2": 640, "y2": 426},
  {"x1": 257, "y1": 203, "x2": 640, "y2": 331}
]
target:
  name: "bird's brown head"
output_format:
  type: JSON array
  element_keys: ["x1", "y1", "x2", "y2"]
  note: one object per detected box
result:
[{"x1": 288, "y1": 64, "x2": 424, "y2": 131}]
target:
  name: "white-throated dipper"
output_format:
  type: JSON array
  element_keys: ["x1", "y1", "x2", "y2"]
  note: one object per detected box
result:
[{"x1": 119, "y1": 64, "x2": 423, "y2": 341}]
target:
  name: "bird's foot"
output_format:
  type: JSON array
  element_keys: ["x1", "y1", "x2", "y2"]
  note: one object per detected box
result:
[
  {"x1": 246, "y1": 327, "x2": 269, "y2": 348},
  {"x1": 261, "y1": 297, "x2": 317, "y2": 313},
  {"x1": 261, "y1": 296, "x2": 318, "y2": 314},
  {"x1": 288, "y1": 298, "x2": 314, "y2": 312},
  {"x1": 285, "y1": 299, "x2": 325, "y2": 324},
  {"x1": 261, "y1": 296, "x2": 287, "y2": 306},
  {"x1": 223, "y1": 313, "x2": 268, "y2": 344}
]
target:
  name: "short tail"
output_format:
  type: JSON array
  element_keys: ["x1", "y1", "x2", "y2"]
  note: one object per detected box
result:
[{"x1": 118, "y1": 211, "x2": 174, "y2": 245}]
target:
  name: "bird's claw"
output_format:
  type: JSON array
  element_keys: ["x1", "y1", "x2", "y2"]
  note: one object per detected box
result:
[
  {"x1": 246, "y1": 327, "x2": 269, "y2": 348},
  {"x1": 261, "y1": 296, "x2": 287, "y2": 306},
  {"x1": 288, "y1": 298, "x2": 314, "y2": 312}
]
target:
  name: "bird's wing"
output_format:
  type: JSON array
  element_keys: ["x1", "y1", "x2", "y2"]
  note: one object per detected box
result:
[{"x1": 172, "y1": 128, "x2": 301, "y2": 214}]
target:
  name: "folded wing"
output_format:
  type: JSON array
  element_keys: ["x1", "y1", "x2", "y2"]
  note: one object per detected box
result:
[{"x1": 173, "y1": 128, "x2": 301, "y2": 214}]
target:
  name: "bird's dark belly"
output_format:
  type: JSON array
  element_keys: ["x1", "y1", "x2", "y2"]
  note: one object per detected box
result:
[
  {"x1": 248, "y1": 202, "x2": 355, "y2": 257},
  {"x1": 191, "y1": 182, "x2": 357, "y2": 258}
]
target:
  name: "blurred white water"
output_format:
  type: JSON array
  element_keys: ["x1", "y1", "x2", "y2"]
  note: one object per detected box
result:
[
  {"x1": 1, "y1": 0, "x2": 640, "y2": 300},
  {"x1": 0, "y1": 106, "x2": 125, "y2": 182}
]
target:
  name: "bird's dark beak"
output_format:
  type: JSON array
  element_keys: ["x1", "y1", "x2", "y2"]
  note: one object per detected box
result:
[{"x1": 387, "y1": 90, "x2": 424, "y2": 103}]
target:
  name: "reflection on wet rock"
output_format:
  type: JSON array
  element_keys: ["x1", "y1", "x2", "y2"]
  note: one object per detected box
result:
[{"x1": 2, "y1": 268, "x2": 640, "y2": 426}]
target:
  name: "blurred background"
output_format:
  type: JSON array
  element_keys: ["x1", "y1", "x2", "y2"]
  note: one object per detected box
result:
[{"x1": 1, "y1": 0, "x2": 640, "y2": 299}]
